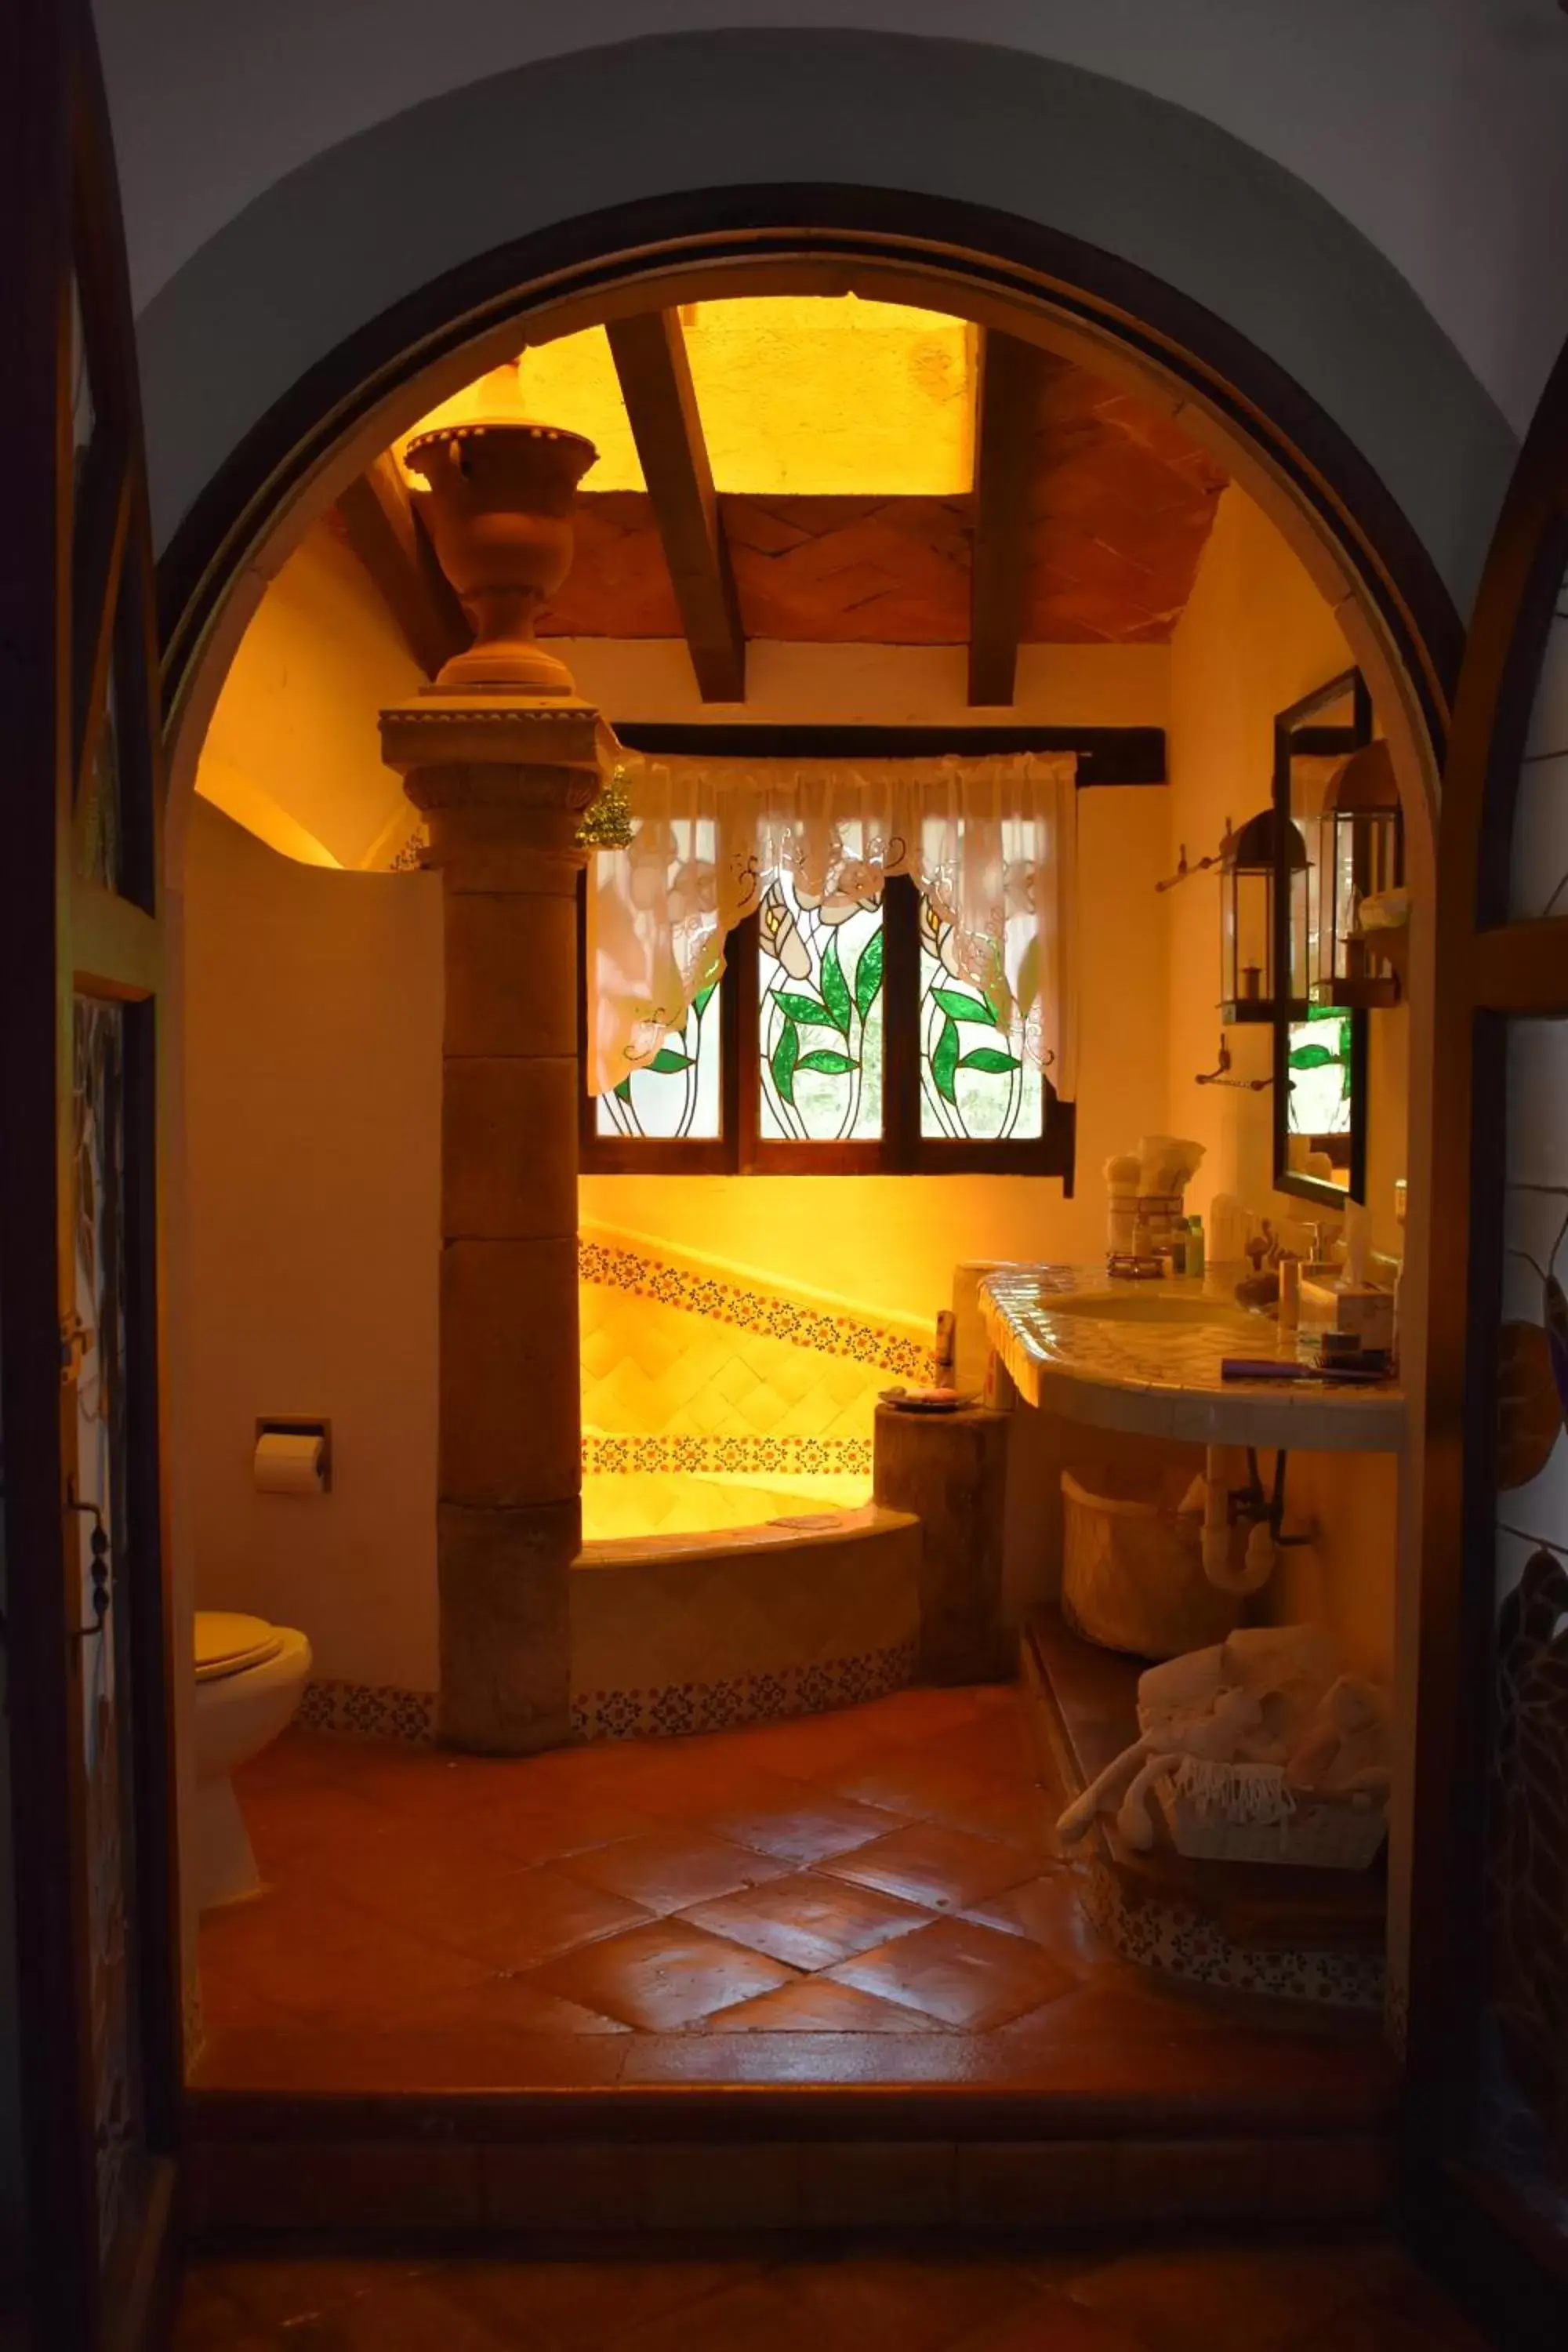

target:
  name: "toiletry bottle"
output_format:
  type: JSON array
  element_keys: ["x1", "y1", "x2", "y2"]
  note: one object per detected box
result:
[
  {"x1": 1168, "y1": 1224, "x2": 1188, "y2": 1277},
  {"x1": 1185, "y1": 1216, "x2": 1205, "y2": 1280},
  {"x1": 1278, "y1": 1257, "x2": 1301, "y2": 1334}
]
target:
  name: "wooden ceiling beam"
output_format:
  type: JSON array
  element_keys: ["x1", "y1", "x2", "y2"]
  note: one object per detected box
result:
[
  {"x1": 336, "y1": 452, "x2": 470, "y2": 682},
  {"x1": 968, "y1": 329, "x2": 1043, "y2": 707},
  {"x1": 606, "y1": 310, "x2": 746, "y2": 702}
]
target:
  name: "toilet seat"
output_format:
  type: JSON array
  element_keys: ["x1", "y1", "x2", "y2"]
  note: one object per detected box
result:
[{"x1": 194, "y1": 1611, "x2": 284, "y2": 1683}]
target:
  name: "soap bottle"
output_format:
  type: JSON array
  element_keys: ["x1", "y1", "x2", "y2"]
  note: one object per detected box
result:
[{"x1": 1185, "y1": 1216, "x2": 1205, "y2": 1280}]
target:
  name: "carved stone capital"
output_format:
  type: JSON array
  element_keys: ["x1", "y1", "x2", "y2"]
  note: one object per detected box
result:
[{"x1": 379, "y1": 692, "x2": 602, "y2": 786}]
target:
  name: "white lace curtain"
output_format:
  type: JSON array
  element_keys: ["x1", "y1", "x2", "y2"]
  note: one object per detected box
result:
[{"x1": 586, "y1": 746, "x2": 1079, "y2": 1102}]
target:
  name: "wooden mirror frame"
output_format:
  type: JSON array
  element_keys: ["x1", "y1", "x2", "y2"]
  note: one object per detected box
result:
[{"x1": 1272, "y1": 668, "x2": 1374, "y2": 1207}]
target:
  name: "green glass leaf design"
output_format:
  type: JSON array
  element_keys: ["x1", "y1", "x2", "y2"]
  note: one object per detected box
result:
[
  {"x1": 933, "y1": 985, "x2": 998, "y2": 1028},
  {"x1": 1289, "y1": 1043, "x2": 1335, "y2": 1069},
  {"x1": 613, "y1": 1077, "x2": 633, "y2": 1104},
  {"x1": 648, "y1": 1047, "x2": 693, "y2": 1074},
  {"x1": 958, "y1": 1047, "x2": 1022, "y2": 1074},
  {"x1": 855, "y1": 931, "x2": 884, "y2": 1018},
  {"x1": 693, "y1": 982, "x2": 717, "y2": 1017},
  {"x1": 796, "y1": 1048, "x2": 855, "y2": 1076},
  {"x1": 772, "y1": 990, "x2": 830, "y2": 1026},
  {"x1": 820, "y1": 935, "x2": 852, "y2": 1035},
  {"x1": 771, "y1": 1019, "x2": 800, "y2": 1106},
  {"x1": 932, "y1": 1017, "x2": 960, "y2": 1104}
]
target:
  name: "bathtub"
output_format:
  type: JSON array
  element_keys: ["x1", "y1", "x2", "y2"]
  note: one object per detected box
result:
[
  {"x1": 581, "y1": 1465, "x2": 869, "y2": 1544},
  {"x1": 571, "y1": 1501, "x2": 920, "y2": 1742}
]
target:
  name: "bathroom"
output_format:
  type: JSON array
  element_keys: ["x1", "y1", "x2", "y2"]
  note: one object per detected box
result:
[{"x1": 178, "y1": 296, "x2": 1410, "y2": 2147}]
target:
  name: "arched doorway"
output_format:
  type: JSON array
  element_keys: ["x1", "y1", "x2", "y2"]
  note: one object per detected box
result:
[{"x1": 154, "y1": 196, "x2": 1448, "y2": 2095}]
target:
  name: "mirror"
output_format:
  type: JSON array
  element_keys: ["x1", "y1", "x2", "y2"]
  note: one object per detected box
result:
[{"x1": 1272, "y1": 670, "x2": 1372, "y2": 1207}]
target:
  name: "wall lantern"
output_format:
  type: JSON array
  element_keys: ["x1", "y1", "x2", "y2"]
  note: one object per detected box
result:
[
  {"x1": 1310, "y1": 740, "x2": 1404, "y2": 1008},
  {"x1": 1220, "y1": 807, "x2": 1308, "y2": 1025}
]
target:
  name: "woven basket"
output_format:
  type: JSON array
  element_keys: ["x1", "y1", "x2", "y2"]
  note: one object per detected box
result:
[{"x1": 1155, "y1": 1761, "x2": 1387, "y2": 1871}]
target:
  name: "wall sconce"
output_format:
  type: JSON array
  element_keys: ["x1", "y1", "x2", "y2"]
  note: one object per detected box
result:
[
  {"x1": 1220, "y1": 807, "x2": 1308, "y2": 1025},
  {"x1": 1310, "y1": 740, "x2": 1403, "y2": 1008}
]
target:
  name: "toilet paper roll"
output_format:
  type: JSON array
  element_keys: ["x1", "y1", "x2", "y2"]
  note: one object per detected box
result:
[{"x1": 254, "y1": 1429, "x2": 325, "y2": 1495}]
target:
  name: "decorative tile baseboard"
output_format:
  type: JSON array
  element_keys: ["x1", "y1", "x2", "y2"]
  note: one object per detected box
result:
[
  {"x1": 579, "y1": 1235, "x2": 933, "y2": 1381},
  {"x1": 297, "y1": 1679, "x2": 437, "y2": 1744},
  {"x1": 1080, "y1": 1855, "x2": 1386, "y2": 2011},
  {"x1": 571, "y1": 1636, "x2": 917, "y2": 1744},
  {"x1": 582, "y1": 1432, "x2": 873, "y2": 1479}
]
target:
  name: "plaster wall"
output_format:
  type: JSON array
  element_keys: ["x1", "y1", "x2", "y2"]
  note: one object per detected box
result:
[
  {"x1": 182, "y1": 798, "x2": 442, "y2": 1690},
  {"x1": 101, "y1": 3, "x2": 1567, "y2": 440},
  {"x1": 198, "y1": 525, "x2": 424, "y2": 871},
  {"x1": 1165, "y1": 483, "x2": 1403, "y2": 1683}
]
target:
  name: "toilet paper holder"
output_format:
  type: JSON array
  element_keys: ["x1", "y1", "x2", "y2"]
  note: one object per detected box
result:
[{"x1": 254, "y1": 1417, "x2": 332, "y2": 1494}]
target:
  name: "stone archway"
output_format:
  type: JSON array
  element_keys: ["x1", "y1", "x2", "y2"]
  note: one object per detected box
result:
[{"x1": 155, "y1": 186, "x2": 1458, "y2": 2057}]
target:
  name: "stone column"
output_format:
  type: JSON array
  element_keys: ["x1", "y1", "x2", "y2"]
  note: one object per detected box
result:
[{"x1": 380, "y1": 696, "x2": 599, "y2": 1752}]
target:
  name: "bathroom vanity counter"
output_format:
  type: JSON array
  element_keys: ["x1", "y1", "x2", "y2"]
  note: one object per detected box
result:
[{"x1": 978, "y1": 1263, "x2": 1404, "y2": 1452}]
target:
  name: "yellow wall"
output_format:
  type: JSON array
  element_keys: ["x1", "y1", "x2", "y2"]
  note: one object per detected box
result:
[
  {"x1": 1165, "y1": 484, "x2": 1409, "y2": 1256},
  {"x1": 197, "y1": 524, "x2": 423, "y2": 871},
  {"x1": 183, "y1": 799, "x2": 442, "y2": 1688},
  {"x1": 1164, "y1": 485, "x2": 1403, "y2": 1680}
]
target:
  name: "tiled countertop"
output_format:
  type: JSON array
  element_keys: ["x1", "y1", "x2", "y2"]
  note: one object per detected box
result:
[{"x1": 978, "y1": 1264, "x2": 1404, "y2": 1453}]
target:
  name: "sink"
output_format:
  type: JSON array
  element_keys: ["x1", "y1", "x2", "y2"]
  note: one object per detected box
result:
[{"x1": 1050, "y1": 1291, "x2": 1259, "y2": 1326}]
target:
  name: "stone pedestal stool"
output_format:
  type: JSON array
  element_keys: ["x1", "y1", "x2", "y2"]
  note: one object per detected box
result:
[{"x1": 873, "y1": 1402, "x2": 1011, "y2": 1684}]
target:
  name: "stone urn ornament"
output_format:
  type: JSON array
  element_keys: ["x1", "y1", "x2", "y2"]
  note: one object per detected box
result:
[{"x1": 405, "y1": 414, "x2": 597, "y2": 696}]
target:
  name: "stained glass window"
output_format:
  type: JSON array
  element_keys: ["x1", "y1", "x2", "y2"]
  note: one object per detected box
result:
[
  {"x1": 1286, "y1": 1005, "x2": 1352, "y2": 1139},
  {"x1": 917, "y1": 895, "x2": 1040, "y2": 1142},
  {"x1": 595, "y1": 981, "x2": 722, "y2": 1141},
  {"x1": 757, "y1": 871, "x2": 884, "y2": 1143}
]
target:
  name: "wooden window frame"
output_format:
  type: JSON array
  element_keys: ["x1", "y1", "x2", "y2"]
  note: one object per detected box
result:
[{"x1": 572, "y1": 724, "x2": 1163, "y2": 1187}]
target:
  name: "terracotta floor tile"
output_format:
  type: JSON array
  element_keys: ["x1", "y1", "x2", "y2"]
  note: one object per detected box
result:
[
  {"x1": 826, "y1": 1745, "x2": 996, "y2": 1817},
  {"x1": 394, "y1": 1861, "x2": 652, "y2": 1973},
  {"x1": 789, "y1": 2253, "x2": 1045, "y2": 2352},
  {"x1": 700, "y1": 1790, "x2": 912, "y2": 1865},
  {"x1": 527, "y1": 1918, "x2": 799, "y2": 2030},
  {"x1": 964, "y1": 1867, "x2": 1111, "y2": 1965},
  {"x1": 399, "y1": 2259, "x2": 762, "y2": 2352},
  {"x1": 604, "y1": 2274, "x2": 824, "y2": 2352},
  {"x1": 828, "y1": 1915, "x2": 1079, "y2": 2029},
  {"x1": 485, "y1": 1791, "x2": 662, "y2": 1864},
  {"x1": 556, "y1": 1826, "x2": 789, "y2": 1915},
  {"x1": 680, "y1": 1871, "x2": 931, "y2": 1972},
  {"x1": 947, "y1": 2286, "x2": 1150, "y2": 2350},
  {"x1": 1064, "y1": 2241, "x2": 1406, "y2": 2352},
  {"x1": 599, "y1": 1751, "x2": 805, "y2": 1823},
  {"x1": 412, "y1": 1977, "x2": 630, "y2": 2034},
  {"x1": 704, "y1": 1976, "x2": 947, "y2": 2032},
  {"x1": 850, "y1": 1687, "x2": 993, "y2": 1744},
  {"x1": 714, "y1": 1708, "x2": 896, "y2": 1780},
  {"x1": 819, "y1": 1820, "x2": 1036, "y2": 1911},
  {"x1": 617, "y1": 2031, "x2": 982, "y2": 2084}
]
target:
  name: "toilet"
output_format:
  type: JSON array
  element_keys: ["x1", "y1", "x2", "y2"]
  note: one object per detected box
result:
[{"x1": 193, "y1": 1611, "x2": 312, "y2": 1911}]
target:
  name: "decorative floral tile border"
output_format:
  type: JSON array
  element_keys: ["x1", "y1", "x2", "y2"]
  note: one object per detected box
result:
[
  {"x1": 579, "y1": 1236, "x2": 934, "y2": 1381},
  {"x1": 572, "y1": 1636, "x2": 917, "y2": 1744},
  {"x1": 1080, "y1": 1853, "x2": 1386, "y2": 2012},
  {"x1": 297, "y1": 1679, "x2": 437, "y2": 1744},
  {"x1": 582, "y1": 1432, "x2": 873, "y2": 1479}
]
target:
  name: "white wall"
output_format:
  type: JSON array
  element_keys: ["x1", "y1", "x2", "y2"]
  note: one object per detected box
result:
[
  {"x1": 182, "y1": 800, "x2": 442, "y2": 1689},
  {"x1": 99, "y1": 1, "x2": 1568, "y2": 436}
]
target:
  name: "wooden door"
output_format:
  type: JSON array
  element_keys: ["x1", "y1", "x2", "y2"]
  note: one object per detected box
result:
[
  {"x1": 0, "y1": 3, "x2": 182, "y2": 2346},
  {"x1": 1410, "y1": 336, "x2": 1568, "y2": 2339}
]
